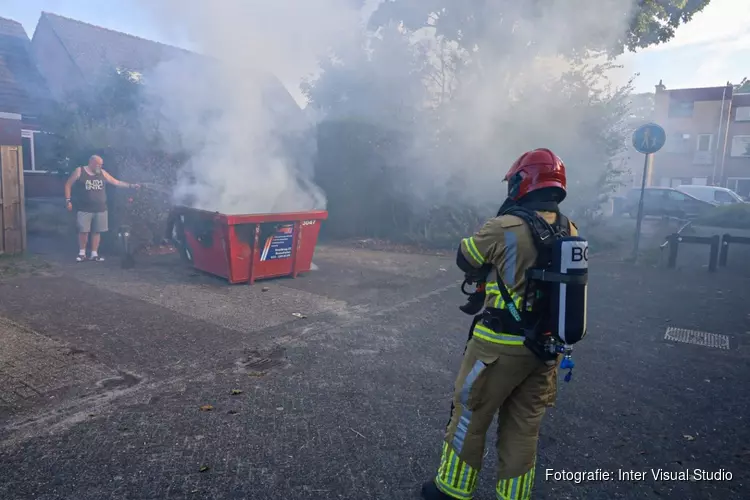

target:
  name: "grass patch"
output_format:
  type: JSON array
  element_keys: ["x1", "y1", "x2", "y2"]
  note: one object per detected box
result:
[{"x1": 0, "y1": 254, "x2": 56, "y2": 280}]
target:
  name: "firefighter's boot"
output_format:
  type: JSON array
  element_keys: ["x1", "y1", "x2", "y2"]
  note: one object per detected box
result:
[{"x1": 421, "y1": 481, "x2": 455, "y2": 500}]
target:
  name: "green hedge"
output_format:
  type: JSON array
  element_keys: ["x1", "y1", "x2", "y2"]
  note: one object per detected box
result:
[{"x1": 694, "y1": 204, "x2": 750, "y2": 229}]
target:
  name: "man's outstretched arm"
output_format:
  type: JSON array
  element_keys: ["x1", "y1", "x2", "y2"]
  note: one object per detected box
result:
[{"x1": 102, "y1": 169, "x2": 137, "y2": 188}]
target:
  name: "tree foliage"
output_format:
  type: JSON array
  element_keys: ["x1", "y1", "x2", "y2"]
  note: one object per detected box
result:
[
  {"x1": 369, "y1": 0, "x2": 711, "y2": 57},
  {"x1": 306, "y1": 0, "x2": 695, "y2": 243},
  {"x1": 735, "y1": 77, "x2": 750, "y2": 93},
  {"x1": 626, "y1": 92, "x2": 655, "y2": 126},
  {"x1": 38, "y1": 69, "x2": 160, "y2": 173}
]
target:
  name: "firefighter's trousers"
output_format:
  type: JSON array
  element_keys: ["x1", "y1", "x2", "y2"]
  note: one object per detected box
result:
[{"x1": 432, "y1": 335, "x2": 558, "y2": 500}]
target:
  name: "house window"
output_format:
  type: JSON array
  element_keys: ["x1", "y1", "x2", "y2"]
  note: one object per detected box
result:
[
  {"x1": 21, "y1": 129, "x2": 39, "y2": 171},
  {"x1": 730, "y1": 135, "x2": 750, "y2": 157},
  {"x1": 668, "y1": 99, "x2": 694, "y2": 118},
  {"x1": 696, "y1": 134, "x2": 712, "y2": 152},
  {"x1": 735, "y1": 106, "x2": 750, "y2": 122},
  {"x1": 667, "y1": 132, "x2": 691, "y2": 153}
]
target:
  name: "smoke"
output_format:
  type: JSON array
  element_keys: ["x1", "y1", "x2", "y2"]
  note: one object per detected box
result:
[
  {"x1": 420, "y1": 0, "x2": 639, "y2": 210},
  {"x1": 135, "y1": 0, "x2": 365, "y2": 214},
  {"x1": 354, "y1": 0, "x2": 641, "y2": 216}
]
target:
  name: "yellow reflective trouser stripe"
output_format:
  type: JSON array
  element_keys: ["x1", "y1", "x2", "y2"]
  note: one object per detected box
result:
[
  {"x1": 496, "y1": 460, "x2": 536, "y2": 500},
  {"x1": 435, "y1": 441, "x2": 479, "y2": 500},
  {"x1": 462, "y1": 237, "x2": 485, "y2": 266}
]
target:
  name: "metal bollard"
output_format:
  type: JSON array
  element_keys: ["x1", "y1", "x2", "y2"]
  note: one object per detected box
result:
[
  {"x1": 719, "y1": 234, "x2": 731, "y2": 267},
  {"x1": 667, "y1": 233, "x2": 679, "y2": 269},
  {"x1": 708, "y1": 235, "x2": 720, "y2": 273}
]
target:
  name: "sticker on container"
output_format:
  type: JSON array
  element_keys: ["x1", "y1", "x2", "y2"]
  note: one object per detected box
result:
[{"x1": 260, "y1": 223, "x2": 294, "y2": 261}]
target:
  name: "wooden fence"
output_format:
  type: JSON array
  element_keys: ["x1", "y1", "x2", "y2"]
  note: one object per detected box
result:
[{"x1": 1, "y1": 144, "x2": 26, "y2": 254}]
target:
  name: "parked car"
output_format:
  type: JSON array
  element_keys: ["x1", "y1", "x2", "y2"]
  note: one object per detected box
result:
[
  {"x1": 622, "y1": 187, "x2": 715, "y2": 219},
  {"x1": 675, "y1": 185, "x2": 746, "y2": 206}
]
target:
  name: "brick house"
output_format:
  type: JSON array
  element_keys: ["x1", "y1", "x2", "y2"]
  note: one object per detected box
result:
[
  {"x1": 0, "y1": 16, "x2": 53, "y2": 174},
  {"x1": 650, "y1": 81, "x2": 750, "y2": 197}
]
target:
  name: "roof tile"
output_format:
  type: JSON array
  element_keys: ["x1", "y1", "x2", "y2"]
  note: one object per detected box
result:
[{"x1": 0, "y1": 16, "x2": 52, "y2": 117}]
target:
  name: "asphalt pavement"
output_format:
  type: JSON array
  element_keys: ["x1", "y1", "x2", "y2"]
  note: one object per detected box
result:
[{"x1": 0, "y1": 240, "x2": 748, "y2": 500}]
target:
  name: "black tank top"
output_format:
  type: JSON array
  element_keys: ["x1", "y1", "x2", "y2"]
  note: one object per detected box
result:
[{"x1": 75, "y1": 167, "x2": 107, "y2": 213}]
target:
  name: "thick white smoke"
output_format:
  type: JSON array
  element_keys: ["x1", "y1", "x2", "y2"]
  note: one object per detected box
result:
[
  {"x1": 136, "y1": 0, "x2": 365, "y2": 214},
  {"x1": 371, "y1": 0, "x2": 642, "y2": 212}
]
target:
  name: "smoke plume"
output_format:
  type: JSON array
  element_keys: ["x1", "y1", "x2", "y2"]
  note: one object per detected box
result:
[
  {"x1": 308, "y1": 0, "x2": 642, "y2": 222},
  {"x1": 406, "y1": 0, "x2": 640, "y2": 212},
  {"x1": 136, "y1": 0, "x2": 364, "y2": 214}
]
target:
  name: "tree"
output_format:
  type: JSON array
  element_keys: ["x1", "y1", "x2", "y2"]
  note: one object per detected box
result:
[
  {"x1": 303, "y1": 24, "x2": 430, "y2": 127},
  {"x1": 735, "y1": 77, "x2": 750, "y2": 93},
  {"x1": 369, "y1": 0, "x2": 712, "y2": 57},
  {"x1": 303, "y1": 1, "x2": 712, "y2": 245},
  {"x1": 626, "y1": 92, "x2": 655, "y2": 125},
  {"x1": 39, "y1": 68, "x2": 158, "y2": 171}
]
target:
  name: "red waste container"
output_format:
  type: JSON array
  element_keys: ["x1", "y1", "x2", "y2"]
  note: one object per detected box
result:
[{"x1": 169, "y1": 206, "x2": 328, "y2": 284}]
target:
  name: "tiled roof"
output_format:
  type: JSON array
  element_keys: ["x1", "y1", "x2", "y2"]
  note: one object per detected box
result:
[
  {"x1": 39, "y1": 12, "x2": 302, "y2": 114},
  {"x1": 39, "y1": 12, "x2": 198, "y2": 81},
  {"x1": 0, "y1": 16, "x2": 51, "y2": 118}
]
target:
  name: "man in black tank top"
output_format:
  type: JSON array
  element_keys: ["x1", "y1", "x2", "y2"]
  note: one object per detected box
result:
[{"x1": 63, "y1": 155, "x2": 140, "y2": 262}]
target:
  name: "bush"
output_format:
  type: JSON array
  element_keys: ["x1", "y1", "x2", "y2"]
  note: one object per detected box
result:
[{"x1": 694, "y1": 204, "x2": 750, "y2": 229}]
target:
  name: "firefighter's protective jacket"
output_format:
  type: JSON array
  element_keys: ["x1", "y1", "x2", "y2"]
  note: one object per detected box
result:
[{"x1": 459, "y1": 211, "x2": 578, "y2": 345}]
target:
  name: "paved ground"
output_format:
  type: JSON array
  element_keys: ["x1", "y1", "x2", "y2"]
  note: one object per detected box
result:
[{"x1": 0, "y1": 234, "x2": 749, "y2": 500}]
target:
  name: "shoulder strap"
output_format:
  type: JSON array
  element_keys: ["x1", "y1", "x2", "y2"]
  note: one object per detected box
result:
[
  {"x1": 556, "y1": 213, "x2": 571, "y2": 237},
  {"x1": 502, "y1": 206, "x2": 557, "y2": 246}
]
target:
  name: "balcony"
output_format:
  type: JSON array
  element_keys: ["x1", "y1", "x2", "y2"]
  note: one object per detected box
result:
[{"x1": 692, "y1": 151, "x2": 713, "y2": 165}]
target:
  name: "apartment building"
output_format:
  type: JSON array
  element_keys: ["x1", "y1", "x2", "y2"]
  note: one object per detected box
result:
[{"x1": 650, "y1": 81, "x2": 750, "y2": 197}]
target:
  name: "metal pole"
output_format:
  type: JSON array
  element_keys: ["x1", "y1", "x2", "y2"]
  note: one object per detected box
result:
[
  {"x1": 631, "y1": 153, "x2": 651, "y2": 261},
  {"x1": 712, "y1": 86, "x2": 727, "y2": 184}
]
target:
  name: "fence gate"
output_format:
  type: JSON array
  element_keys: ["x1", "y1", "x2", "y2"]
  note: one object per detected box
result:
[{"x1": 0, "y1": 144, "x2": 26, "y2": 254}]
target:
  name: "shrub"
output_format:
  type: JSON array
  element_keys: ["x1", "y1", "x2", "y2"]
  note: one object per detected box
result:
[{"x1": 694, "y1": 204, "x2": 750, "y2": 229}]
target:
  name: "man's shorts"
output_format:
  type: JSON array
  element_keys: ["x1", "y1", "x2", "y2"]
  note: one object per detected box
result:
[{"x1": 76, "y1": 211, "x2": 109, "y2": 233}]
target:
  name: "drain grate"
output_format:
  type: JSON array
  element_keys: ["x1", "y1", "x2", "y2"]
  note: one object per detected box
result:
[{"x1": 664, "y1": 327, "x2": 730, "y2": 350}]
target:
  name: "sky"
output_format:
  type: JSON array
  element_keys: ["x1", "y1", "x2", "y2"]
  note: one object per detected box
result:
[{"x1": 1, "y1": 0, "x2": 747, "y2": 102}]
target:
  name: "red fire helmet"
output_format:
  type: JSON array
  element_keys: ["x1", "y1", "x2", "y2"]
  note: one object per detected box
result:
[{"x1": 504, "y1": 148, "x2": 567, "y2": 201}]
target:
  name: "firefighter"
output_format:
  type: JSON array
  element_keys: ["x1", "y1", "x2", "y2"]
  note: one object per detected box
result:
[{"x1": 421, "y1": 148, "x2": 579, "y2": 500}]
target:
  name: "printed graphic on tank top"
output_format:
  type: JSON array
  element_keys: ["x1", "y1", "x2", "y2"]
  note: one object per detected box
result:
[{"x1": 75, "y1": 168, "x2": 108, "y2": 213}]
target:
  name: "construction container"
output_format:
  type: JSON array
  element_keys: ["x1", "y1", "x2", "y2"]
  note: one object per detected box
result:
[{"x1": 169, "y1": 206, "x2": 327, "y2": 284}]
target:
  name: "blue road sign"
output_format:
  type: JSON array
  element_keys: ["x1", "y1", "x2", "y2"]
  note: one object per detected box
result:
[{"x1": 632, "y1": 123, "x2": 666, "y2": 155}]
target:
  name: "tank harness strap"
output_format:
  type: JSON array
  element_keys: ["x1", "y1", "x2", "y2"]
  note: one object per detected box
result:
[{"x1": 527, "y1": 269, "x2": 588, "y2": 285}]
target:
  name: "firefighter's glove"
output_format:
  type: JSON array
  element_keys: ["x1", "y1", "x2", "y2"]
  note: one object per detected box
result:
[
  {"x1": 459, "y1": 281, "x2": 486, "y2": 315},
  {"x1": 463, "y1": 263, "x2": 492, "y2": 284}
]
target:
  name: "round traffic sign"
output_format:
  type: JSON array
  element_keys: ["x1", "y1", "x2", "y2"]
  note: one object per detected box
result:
[{"x1": 632, "y1": 123, "x2": 666, "y2": 154}]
